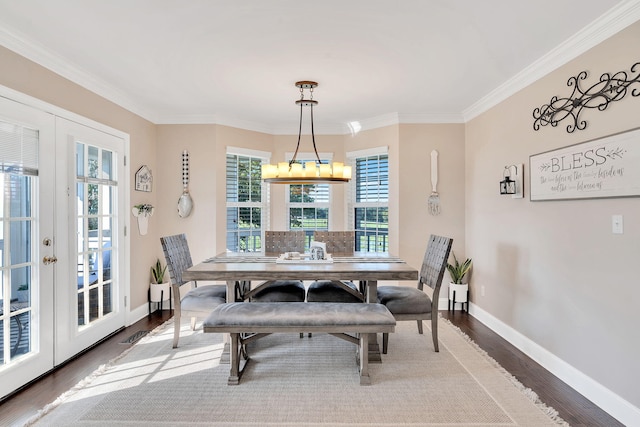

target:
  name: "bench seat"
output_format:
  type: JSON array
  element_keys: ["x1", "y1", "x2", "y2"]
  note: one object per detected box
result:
[{"x1": 203, "y1": 302, "x2": 396, "y2": 385}]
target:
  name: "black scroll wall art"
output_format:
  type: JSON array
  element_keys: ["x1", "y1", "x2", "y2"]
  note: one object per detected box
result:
[{"x1": 532, "y1": 61, "x2": 640, "y2": 133}]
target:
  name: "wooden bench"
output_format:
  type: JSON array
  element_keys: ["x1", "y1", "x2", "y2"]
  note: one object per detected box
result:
[{"x1": 203, "y1": 302, "x2": 396, "y2": 385}]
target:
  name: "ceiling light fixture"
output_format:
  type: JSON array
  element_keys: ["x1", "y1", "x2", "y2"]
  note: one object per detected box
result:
[{"x1": 261, "y1": 81, "x2": 351, "y2": 184}]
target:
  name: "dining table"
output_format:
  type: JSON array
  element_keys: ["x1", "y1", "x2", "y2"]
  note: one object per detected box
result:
[{"x1": 182, "y1": 251, "x2": 419, "y2": 363}]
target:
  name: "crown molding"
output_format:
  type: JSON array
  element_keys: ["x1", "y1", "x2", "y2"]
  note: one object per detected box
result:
[
  {"x1": 0, "y1": 25, "x2": 159, "y2": 123},
  {"x1": 2, "y1": 1, "x2": 639, "y2": 131},
  {"x1": 463, "y1": 0, "x2": 640, "y2": 122},
  {"x1": 398, "y1": 112, "x2": 465, "y2": 124},
  {"x1": 156, "y1": 113, "x2": 277, "y2": 134},
  {"x1": 271, "y1": 121, "x2": 350, "y2": 135}
]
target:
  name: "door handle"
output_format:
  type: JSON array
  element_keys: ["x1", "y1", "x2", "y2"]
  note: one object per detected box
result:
[{"x1": 43, "y1": 256, "x2": 58, "y2": 265}]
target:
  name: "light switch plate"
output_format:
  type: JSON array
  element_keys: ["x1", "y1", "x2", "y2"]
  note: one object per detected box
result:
[{"x1": 612, "y1": 215, "x2": 623, "y2": 234}]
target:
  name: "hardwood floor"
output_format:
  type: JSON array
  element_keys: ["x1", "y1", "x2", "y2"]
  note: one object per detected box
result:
[
  {"x1": 441, "y1": 310, "x2": 623, "y2": 427},
  {"x1": 0, "y1": 310, "x2": 622, "y2": 427},
  {"x1": 0, "y1": 310, "x2": 173, "y2": 427}
]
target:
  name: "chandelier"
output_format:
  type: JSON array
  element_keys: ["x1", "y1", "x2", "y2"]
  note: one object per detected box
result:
[{"x1": 261, "y1": 81, "x2": 351, "y2": 184}]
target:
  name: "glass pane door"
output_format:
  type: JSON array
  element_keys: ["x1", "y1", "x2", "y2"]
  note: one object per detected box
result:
[
  {"x1": 54, "y1": 117, "x2": 125, "y2": 364},
  {"x1": 0, "y1": 173, "x2": 36, "y2": 363},
  {"x1": 0, "y1": 96, "x2": 55, "y2": 400},
  {"x1": 76, "y1": 143, "x2": 115, "y2": 327}
]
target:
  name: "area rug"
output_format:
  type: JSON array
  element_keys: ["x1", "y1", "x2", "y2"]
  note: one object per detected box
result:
[{"x1": 25, "y1": 317, "x2": 569, "y2": 426}]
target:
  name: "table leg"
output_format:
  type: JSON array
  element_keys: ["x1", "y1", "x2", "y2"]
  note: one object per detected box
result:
[
  {"x1": 219, "y1": 280, "x2": 237, "y2": 365},
  {"x1": 359, "y1": 333, "x2": 371, "y2": 385},
  {"x1": 365, "y1": 280, "x2": 383, "y2": 363}
]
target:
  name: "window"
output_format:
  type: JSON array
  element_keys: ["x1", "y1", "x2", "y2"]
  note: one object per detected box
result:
[
  {"x1": 226, "y1": 149, "x2": 269, "y2": 252},
  {"x1": 287, "y1": 155, "x2": 330, "y2": 249},
  {"x1": 348, "y1": 148, "x2": 388, "y2": 253}
]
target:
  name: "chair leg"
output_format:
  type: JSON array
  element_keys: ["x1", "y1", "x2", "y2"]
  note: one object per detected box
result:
[
  {"x1": 173, "y1": 317, "x2": 180, "y2": 348},
  {"x1": 382, "y1": 332, "x2": 389, "y2": 354},
  {"x1": 431, "y1": 316, "x2": 439, "y2": 352},
  {"x1": 416, "y1": 320, "x2": 423, "y2": 334},
  {"x1": 191, "y1": 317, "x2": 197, "y2": 330}
]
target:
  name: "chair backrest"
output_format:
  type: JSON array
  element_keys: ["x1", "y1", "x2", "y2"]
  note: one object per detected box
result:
[
  {"x1": 160, "y1": 234, "x2": 193, "y2": 288},
  {"x1": 264, "y1": 231, "x2": 306, "y2": 253},
  {"x1": 419, "y1": 234, "x2": 453, "y2": 291},
  {"x1": 313, "y1": 231, "x2": 355, "y2": 254}
]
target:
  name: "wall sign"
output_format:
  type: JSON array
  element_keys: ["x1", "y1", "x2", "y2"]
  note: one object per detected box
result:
[
  {"x1": 530, "y1": 128, "x2": 640, "y2": 201},
  {"x1": 135, "y1": 165, "x2": 153, "y2": 192}
]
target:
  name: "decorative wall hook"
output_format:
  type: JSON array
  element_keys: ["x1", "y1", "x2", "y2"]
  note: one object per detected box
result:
[
  {"x1": 532, "y1": 61, "x2": 640, "y2": 133},
  {"x1": 177, "y1": 150, "x2": 194, "y2": 217}
]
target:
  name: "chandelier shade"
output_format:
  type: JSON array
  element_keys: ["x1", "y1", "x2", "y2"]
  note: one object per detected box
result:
[{"x1": 262, "y1": 81, "x2": 351, "y2": 184}]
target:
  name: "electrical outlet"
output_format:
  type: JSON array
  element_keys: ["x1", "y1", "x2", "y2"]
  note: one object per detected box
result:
[{"x1": 481, "y1": 285, "x2": 485, "y2": 297}]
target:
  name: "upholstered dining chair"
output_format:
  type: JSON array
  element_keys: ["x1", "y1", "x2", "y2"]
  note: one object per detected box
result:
[
  {"x1": 160, "y1": 234, "x2": 227, "y2": 348},
  {"x1": 377, "y1": 234, "x2": 453, "y2": 353},
  {"x1": 306, "y1": 231, "x2": 364, "y2": 303},
  {"x1": 243, "y1": 231, "x2": 306, "y2": 302}
]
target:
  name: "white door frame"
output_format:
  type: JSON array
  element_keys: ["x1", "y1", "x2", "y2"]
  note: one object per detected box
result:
[{"x1": 0, "y1": 84, "x2": 130, "y2": 396}]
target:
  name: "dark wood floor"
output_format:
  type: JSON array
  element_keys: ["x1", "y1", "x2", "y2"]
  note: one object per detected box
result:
[
  {"x1": 441, "y1": 310, "x2": 623, "y2": 427},
  {"x1": 0, "y1": 310, "x2": 622, "y2": 427}
]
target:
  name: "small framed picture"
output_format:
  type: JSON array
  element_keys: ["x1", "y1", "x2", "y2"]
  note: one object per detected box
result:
[{"x1": 135, "y1": 165, "x2": 153, "y2": 192}]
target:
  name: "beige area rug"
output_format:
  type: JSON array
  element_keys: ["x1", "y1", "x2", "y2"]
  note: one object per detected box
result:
[{"x1": 26, "y1": 317, "x2": 569, "y2": 426}]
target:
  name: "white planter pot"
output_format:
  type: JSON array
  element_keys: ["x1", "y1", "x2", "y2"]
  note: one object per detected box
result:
[
  {"x1": 132, "y1": 207, "x2": 153, "y2": 236},
  {"x1": 150, "y1": 282, "x2": 171, "y2": 302},
  {"x1": 448, "y1": 283, "x2": 468, "y2": 303},
  {"x1": 17, "y1": 290, "x2": 29, "y2": 303}
]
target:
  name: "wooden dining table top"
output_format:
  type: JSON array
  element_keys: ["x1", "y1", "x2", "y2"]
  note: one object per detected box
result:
[{"x1": 182, "y1": 251, "x2": 419, "y2": 282}]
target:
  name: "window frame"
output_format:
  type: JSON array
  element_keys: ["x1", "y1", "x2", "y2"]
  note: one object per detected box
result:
[
  {"x1": 347, "y1": 147, "x2": 389, "y2": 253},
  {"x1": 225, "y1": 147, "x2": 270, "y2": 253},
  {"x1": 285, "y1": 152, "x2": 332, "y2": 249}
]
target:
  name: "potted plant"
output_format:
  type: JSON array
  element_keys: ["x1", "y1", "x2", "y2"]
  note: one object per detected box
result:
[
  {"x1": 149, "y1": 258, "x2": 170, "y2": 304},
  {"x1": 132, "y1": 204, "x2": 154, "y2": 235},
  {"x1": 17, "y1": 284, "x2": 29, "y2": 303},
  {"x1": 133, "y1": 203, "x2": 154, "y2": 216},
  {"x1": 447, "y1": 252, "x2": 472, "y2": 310}
]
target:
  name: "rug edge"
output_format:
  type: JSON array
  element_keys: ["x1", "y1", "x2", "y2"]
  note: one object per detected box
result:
[
  {"x1": 440, "y1": 317, "x2": 571, "y2": 427},
  {"x1": 22, "y1": 318, "x2": 174, "y2": 426}
]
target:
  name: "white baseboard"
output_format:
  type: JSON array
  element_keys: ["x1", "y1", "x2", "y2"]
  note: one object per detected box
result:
[
  {"x1": 438, "y1": 297, "x2": 467, "y2": 312},
  {"x1": 463, "y1": 302, "x2": 640, "y2": 427},
  {"x1": 127, "y1": 303, "x2": 151, "y2": 326},
  {"x1": 127, "y1": 302, "x2": 172, "y2": 327}
]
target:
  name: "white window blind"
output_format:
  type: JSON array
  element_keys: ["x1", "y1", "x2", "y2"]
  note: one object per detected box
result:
[
  {"x1": 347, "y1": 148, "x2": 389, "y2": 253},
  {"x1": 226, "y1": 148, "x2": 269, "y2": 252},
  {"x1": 0, "y1": 121, "x2": 39, "y2": 176}
]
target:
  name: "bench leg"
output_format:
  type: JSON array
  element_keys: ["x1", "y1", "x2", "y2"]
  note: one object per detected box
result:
[
  {"x1": 359, "y1": 333, "x2": 371, "y2": 385},
  {"x1": 228, "y1": 333, "x2": 242, "y2": 385}
]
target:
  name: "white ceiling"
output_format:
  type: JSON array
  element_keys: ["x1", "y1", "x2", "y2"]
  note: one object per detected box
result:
[{"x1": 0, "y1": 0, "x2": 638, "y2": 134}]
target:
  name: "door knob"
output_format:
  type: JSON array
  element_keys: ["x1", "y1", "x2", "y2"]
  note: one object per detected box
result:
[{"x1": 43, "y1": 256, "x2": 58, "y2": 265}]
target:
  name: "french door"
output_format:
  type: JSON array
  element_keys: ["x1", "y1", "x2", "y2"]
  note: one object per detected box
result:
[
  {"x1": 0, "y1": 96, "x2": 56, "y2": 397},
  {"x1": 0, "y1": 94, "x2": 128, "y2": 398},
  {"x1": 54, "y1": 117, "x2": 127, "y2": 363}
]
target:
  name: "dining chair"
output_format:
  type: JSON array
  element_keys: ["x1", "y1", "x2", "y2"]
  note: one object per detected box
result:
[
  {"x1": 160, "y1": 234, "x2": 227, "y2": 348},
  {"x1": 243, "y1": 231, "x2": 307, "y2": 302},
  {"x1": 377, "y1": 234, "x2": 453, "y2": 353},
  {"x1": 306, "y1": 231, "x2": 364, "y2": 303}
]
